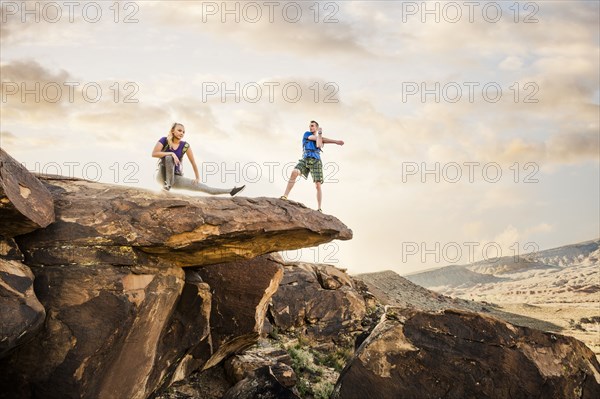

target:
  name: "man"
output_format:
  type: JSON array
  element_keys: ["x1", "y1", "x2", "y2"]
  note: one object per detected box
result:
[{"x1": 280, "y1": 120, "x2": 344, "y2": 212}]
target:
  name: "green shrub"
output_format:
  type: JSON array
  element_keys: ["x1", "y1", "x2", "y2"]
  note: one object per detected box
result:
[{"x1": 313, "y1": 380, "x2": 334, "y2": 399}]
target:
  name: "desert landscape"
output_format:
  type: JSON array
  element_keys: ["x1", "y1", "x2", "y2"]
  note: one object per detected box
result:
[{"x1": 404, "y1": 239, "x2": 600, "y2": 357}]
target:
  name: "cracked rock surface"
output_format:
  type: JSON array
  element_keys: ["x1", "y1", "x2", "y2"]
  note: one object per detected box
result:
[{"x1": 333, "y1": 308, "x2": 600, "y2": 399}]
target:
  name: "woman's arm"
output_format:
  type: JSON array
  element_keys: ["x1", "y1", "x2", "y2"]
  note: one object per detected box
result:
[
  {"x1": 186, "y1": 146, "x2": 201, "y2": 182},
  {"x1": 152, "y1": 142, "x2": 180, "y2": 164}
]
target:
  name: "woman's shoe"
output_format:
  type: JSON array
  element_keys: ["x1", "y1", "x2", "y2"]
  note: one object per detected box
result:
[{"x1": 230, "y1": 185, "x2": 246, "y2": 196}]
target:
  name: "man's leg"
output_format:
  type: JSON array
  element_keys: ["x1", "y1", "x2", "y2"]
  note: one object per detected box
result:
[
  {"x1": 172, "y1": 175, "x2": 233, "y2": 195},
  {"x1": 311, "y1": 158, "x2": 324, "y2": 210},
  {"x1": 283, "y1": 169, "x2": 301, "y2": 198},
  {"x1": 316, "y1": 182, "x2": 322, "y2": 210}
]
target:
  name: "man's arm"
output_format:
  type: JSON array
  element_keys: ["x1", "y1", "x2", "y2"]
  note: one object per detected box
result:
[
  {"x1": 307, "y1": 135, "x2": 344, "y2": 145},
  {"x1": 316, "y1": 127, "x2": 323, "y2": 148}
]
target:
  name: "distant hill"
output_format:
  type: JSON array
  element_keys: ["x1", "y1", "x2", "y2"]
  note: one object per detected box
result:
[
  {"x1": 354, "y1": 270, "x2": 492, "y2": 314},
  {"x1": 404, "y1": 238, "x2": 599, "y2": 304}
]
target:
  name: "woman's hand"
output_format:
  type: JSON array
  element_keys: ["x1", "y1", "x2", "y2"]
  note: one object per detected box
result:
[
  {"x1": 192, "y1": 178, "x2": 200, "y2": 185},
  {"x1": 171, "y1": 153, "x2": 180, "y2": 166}
]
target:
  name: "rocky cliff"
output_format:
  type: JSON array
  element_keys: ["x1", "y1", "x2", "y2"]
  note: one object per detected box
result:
[{"x1": 0, "y1": 149, "x2": 352, "y2": 399}]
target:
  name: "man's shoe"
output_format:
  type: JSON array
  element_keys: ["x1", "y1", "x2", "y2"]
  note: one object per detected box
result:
[
  {"x1": 280, "y1": 195, "x2": 288, "y2": 200},
  {"x1": 230, "y1": 185, "x2": 246, "y2": 196},
  {"x1": 317, "y1": 208, "x2": 323, "y2": 213}
]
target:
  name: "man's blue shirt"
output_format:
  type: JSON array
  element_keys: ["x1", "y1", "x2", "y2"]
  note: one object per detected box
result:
[{"x1": 302, "y1": 131, "x2": 322, "y2": 160}]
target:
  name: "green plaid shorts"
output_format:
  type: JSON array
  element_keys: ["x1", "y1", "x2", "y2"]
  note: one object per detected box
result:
[{"x1": 295, "y1": 157, "x2": 323, "y2": 183}]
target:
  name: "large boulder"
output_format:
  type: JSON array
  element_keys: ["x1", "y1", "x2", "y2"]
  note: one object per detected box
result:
[
  {"x1": 333, "y1": 308, "x2": 600, "y2": 399},
  {"x1": 149, "y1": 269, "x2": 213, "y2": 391},
  {"x1": 16, "y1": 176, "x2": 352, "y2": 268},
  {"x1": 269, "y1": 262, "x2": 366, "y2": 345},
  {"x1": 0, "y1": 257, "x2": 186, "y2": 399},
  {"x1": 0, "y1": 237, "x2": 45, "y2": 358},
  {"x1": 0, "y1": 148, "x2": 55, "y2": 238},
  {"x1": 196, "y1": 255, "x2": 284, "y2": 370}
]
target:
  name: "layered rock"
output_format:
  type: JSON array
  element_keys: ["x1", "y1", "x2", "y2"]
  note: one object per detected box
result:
[
  {"x1": 333, "y1": 308, "x2": 600, "y2": 399},
  {"x1": 269, "y1": 262, "x2": 366, "y2": 345},
  {"x1": 0, "y1": 150, "x2": 52, "y2": 358},
  {"x1": 0, "y1": 256, "x2": 186, "y2": 399},
  {"x1": 0, "y1": 148, "x2": 55, "y2": 237},
  {"x1": 0, "y1": 237, "x2": 45, "y2": 358},
  {"x1": 195, "y1": 255, "x2": 284, "y2": 370},
  {"x1": 16, "y1": 176, "x2": 352, "y2": 268}
]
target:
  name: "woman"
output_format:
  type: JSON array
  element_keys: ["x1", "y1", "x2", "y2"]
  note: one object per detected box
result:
[{"x1": 152, "y1": 122, "x2": 245, "y2": 196}]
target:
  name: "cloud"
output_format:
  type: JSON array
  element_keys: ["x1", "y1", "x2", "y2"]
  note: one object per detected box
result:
[
  {"x1": 499, "y1": 56, "x2": 524, "y2": 71},
  {"x1": 144, "y1": 1, "x2": 372, "y2": 59},
  {"x1": 0, "y1": 131, "x2": 17, "y2": 146},
  {"x1": 0, "y1": 1, "x2": 110, "y2": 46}
]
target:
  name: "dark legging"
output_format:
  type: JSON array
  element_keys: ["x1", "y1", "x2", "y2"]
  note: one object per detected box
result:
[{"x1": 156, "y1": 156, "x2": 232, "y2": 195}]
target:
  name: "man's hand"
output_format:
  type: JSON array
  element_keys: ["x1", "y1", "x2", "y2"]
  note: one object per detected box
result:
[{"x1": 337, "y1": 140, "x2": 345, "y2": 146}]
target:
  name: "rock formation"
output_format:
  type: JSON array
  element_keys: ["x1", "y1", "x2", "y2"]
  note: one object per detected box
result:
[
  {"x1": 333, "y1": 308, "x2": 600, "y2": 399},
  {"x1": 0, "y1": 150, "x2": 50, "y2": 359},
  {"x1": 0, "y1": 236, "x2": 45, "y2": 358},
  {"x1": 0, "y1": 148, "x2": 54, "y2": 237},
  {"x1": 0, "y1": 152, "x2": 352, "y2": 399},
  {"x1": 15, "y1": 176, "x2": 352, "y2": 268},
  {"x1": 268, "y1": 262, "x2": 366, "y2": 346}
]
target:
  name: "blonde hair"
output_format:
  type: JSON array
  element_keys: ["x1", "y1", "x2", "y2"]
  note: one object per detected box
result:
[{"x1": 167, "y1": 122, "x2": 184, "y2": 149}]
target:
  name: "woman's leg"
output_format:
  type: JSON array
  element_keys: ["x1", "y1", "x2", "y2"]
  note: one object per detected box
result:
[
  {"x1": 160, "y1": 156, "x2": 176, "y2": 189},
  {"x1": 172, "y1": 175, "x2": 233, "y2": 195}
]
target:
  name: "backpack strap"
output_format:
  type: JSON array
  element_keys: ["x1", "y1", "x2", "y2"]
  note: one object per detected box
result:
[{"x1": 161, "y1": 142, "x2": 190, "y2": 157}]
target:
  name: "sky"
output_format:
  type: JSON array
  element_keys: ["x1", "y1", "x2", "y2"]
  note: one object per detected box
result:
[{"x1": 1, "y1": 0, "x2": 599, "y2": 274}]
